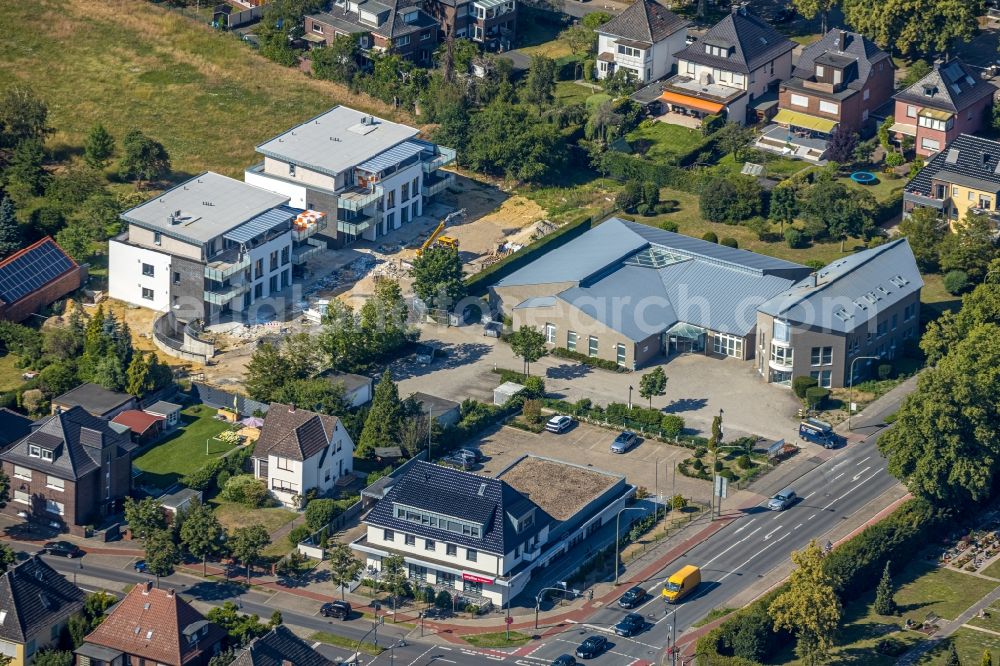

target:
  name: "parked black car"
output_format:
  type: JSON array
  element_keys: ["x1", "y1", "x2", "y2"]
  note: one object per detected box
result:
[
  {"x1": 320, "y1": 601, "x2": 352, "y2": 619},
  {"x1": 614, "y1": 613, "x2": 646, "y2": 637},
  {"x1": 618, "y1": 585, "x2": 646, "y2": 609},
  {"x1": 575, "y1": 635, "x2": 608, "y2": 659},
  {"x1": 422, "y1": 608, "x2": 453, "y2": 620},
  {"x1": 550, "y1": 656, "x2": 577, "y2": 666},
  {"x1": 42, "y1": 541, "x2": 82, "y2": 558}
]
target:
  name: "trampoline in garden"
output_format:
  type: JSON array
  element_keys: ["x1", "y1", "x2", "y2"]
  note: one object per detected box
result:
[{"x1": 850, "y1": 171, "x2": 878, "y2": 185}]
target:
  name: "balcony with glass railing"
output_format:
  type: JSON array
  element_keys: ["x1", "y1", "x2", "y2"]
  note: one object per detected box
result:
[
  {"x1": 421, "y1": 146, "x2": 457, "y2": 174},
  {"x1": 337, "y1": 211, "x2": 379, "y2": 237},
  {"x1": 292, "y1": 239, "x2": 325, "y2": 265},
  {"x1": 291, "y1": 214, "x2": 327, "y2": 242},
  {"x1": 204, "y1": 282, "x2": 249, "y2": 306},
  {"x1": 204, "y1": 247, "x2": 250, "y2": 281},
  {"x1": 421, "y1": 172, "x2": 455, "y2": 198},
  {"x1": 338, "y1": 184, "x2": 383, "y2": 212}
]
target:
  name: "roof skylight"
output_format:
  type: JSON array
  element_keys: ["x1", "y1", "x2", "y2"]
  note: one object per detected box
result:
[{"x1": 623, "y1": 246, "x2": 691, "y2": 269}]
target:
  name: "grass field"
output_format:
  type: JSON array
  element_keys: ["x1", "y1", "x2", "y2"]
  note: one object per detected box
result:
[
  {"x1": 0, "y1": 356, "x2": 26, "y2": 393},
  {"x1": 463, "y1": 631, "x2": 533, "y2": 648},
  {"x1": 625, "y1": 122, "x2": 703, "y2": 162},
  {"x1": 311, "y1": 631, "x2": 384, "y2": 656},
  {"x1": 212, "y1": 499, "x2": 298, "y2": 534},
  {"x1": 132, "y1": 404, "x2": 236, "y2": 489},
  {"x1": 0, "y1": 0, "x2": 412, "y2": 180},
  {"x1": 919, "y1": 628, "x2": 1000, "y2": 664}
]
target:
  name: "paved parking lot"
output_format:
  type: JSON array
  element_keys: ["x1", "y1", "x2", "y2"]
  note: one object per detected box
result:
[{"x1": 467, "y1": 421, "x2": 709, "y2": 504}]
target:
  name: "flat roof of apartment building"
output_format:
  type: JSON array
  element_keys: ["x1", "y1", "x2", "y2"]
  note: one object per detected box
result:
[
  {"x1": 121, "y1": 172, "x2": 290, "y2": 244},
  {"x1": 496, "y1": 455, "x2": 623, "y2": 522},
  {"x1": 255, "y1": 106, "x2": 419, "y2": 177}
]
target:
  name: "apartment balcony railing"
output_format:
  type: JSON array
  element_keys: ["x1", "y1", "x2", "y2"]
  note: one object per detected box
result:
[
  {"x1": 338, "y1": 185, "x2": 383, "y2": 212},
  {"x1": 204, "y1": 248, "x2": 250, "y2": 281},
  {"x1": 291, "y1": 215, "x2": 328, "y2": 242},
  {"x1": 292, "y1": 239, "x2": 325, "y2": 265},
  {"x1": 421, "y1": 146, "x2": 457, "y2": 173},
  {"x1": 421, "y1": 172, "x2": 455, "y2": 198},
  {"x1": 337, "y1": 212, "x2": 379, "y2": 237},
  {"x1": 204, "y1": 282, "x2": 249, "y2": 306}
]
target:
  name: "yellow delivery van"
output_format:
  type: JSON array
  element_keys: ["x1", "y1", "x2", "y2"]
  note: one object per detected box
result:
[{"x1": 661, "y1": 565, "x2": 701, "y2": 603}]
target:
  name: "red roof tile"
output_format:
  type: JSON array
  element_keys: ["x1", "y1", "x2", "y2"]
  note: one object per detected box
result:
[{"x1": 111, "y1": 410, "x2": 164, "y2": 436}]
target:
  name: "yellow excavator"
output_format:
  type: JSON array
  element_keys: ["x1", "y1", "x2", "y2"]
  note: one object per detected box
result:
[{"x1": 415, "y1": 210, "x2": 465, "y2": 257}]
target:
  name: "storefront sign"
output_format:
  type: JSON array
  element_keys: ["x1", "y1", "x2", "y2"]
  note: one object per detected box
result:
[{"x1": 462, "y1": 572, "x2": 494, "y2": 584}]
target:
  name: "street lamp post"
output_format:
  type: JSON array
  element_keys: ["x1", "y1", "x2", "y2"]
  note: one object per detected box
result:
[
  {"x1": 847, "y1": 356, "x2": 880, "y2": 430},
  {"x1": 615, "y1": 507, "x2": 645, "y2": 585},
  {"x1": 535, "y1": 584, "x2": 577, "y2": 629},
  {"x1": 664, "y1": 607, "x2": 679, "y2": 666},
  {"x1": 628, "y1": 385, "x2": 634, "y2": 410}
]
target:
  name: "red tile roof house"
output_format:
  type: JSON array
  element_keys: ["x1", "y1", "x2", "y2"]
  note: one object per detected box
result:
[
  {"x1": 0, "y1": 406, "x2": 135, "y2": 536},
  {"x1": 891, "y1": 59, "x2": 998, "y2": 157},
  {"x1": 76, "y1": 583, "x2": 226, "y2": 666},
  {"x1": 0, "y1": 237, "x2": 87, "y2": 323}
]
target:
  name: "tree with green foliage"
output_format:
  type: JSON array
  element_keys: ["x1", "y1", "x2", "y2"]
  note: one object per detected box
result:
[
  {"x1": 5, "y1": 138, "x2": 47, "y2": 201},
  {"x1": 244, "y1": 341, "x2": 292, "y2": 402},
  {"x1": 946, "y1": 642, "x2": 962, "y2": 666},
  {"x1": 180, "y1": 499, "x2": 226, "y2": 576},
  {"x1": 327, "y1": 543, "x2": 363, "y2": 600},
  {"x1": 877, "y1": 115, "x2": 894, "y2": 151},
  {"x1": 709, "y1": 411, "x2": 723, "y2": 450},
  {"x1": 305, "y1": 498, "x2": 339, "y2": 531},
  {"x1": 616, "y1": 180, "x2": 643, "y2": 212},
  {"x1": 879, "y1": 324, "x2": 1000, "y2": 505},
  {"x1": 380, "y1": 554, "x2": 408, "y2": 614},
  {"x1": 716, "y1": 122, "x2": 755, "y2": 162},
  {"x1": 464, "y1": 99, "x2": 566, "y2": 181},
  {"x1": 638, "y1": 366, "x2": 666, "y2": 409},
  {"x1": 230, "y1": 525, "x2": 271, "y2": 584},
  {"x1": 360, "y1": 278, "x2": 408, "y2": 360},
  {"x1": 801, "y1": 180, "x2": 876, "y2": 249},
  {"x1": 144, "y1": 529, "x2": 181, "y2": 585},
  {"x1": 118, "y1": 129, "x2": 171, "y2": 186},
  {"x1": 770, "y1": 541, "x2": 841, "y2": 666},
  {"x1": 899, "y1": 60, "x2": 932, "y2": 88},
  {"x1": 943, "y1": 270, "x2": 970, "y2": 295},
  {"x1": 843, "y1": 0, "x2": 980, "y2": 58},
  {"x1": 0, "y1": 544, "x2": 13, "y2": 574},
  {"x1": 0, "y1": 197, "x2": 21, "y2": 258},
  {"x1": 31, "y1": 651, "x2": 72, "y2": 666},
  {"x1": 700, "y1": 174, "x2": 762, "y2": 223},
  {"x1": 124, "y1": 496, "x2": 167, "y2": 540},
  {"x1": 939, "y1": 211, "x2": 998, "y2": 283},
  {"x1": 0, "y1": 86, "x2": 50, "y2": 149},
  {"x1": 769, "y1": 183, "x2": 797, "y2": 233},
  {"x1": 83, "y1": 123, "x2": 115, "y2": 169},
  {"x1": 982, "y1": 649, "x2": 992, "y2": 666},
  {"x1": 411, "y1": 244, "x2": 466, "y2": 309},
  {"x1": 792, "y1": 0, "x2": 837, "y2": 34},
  {"x1": 524, "y1": 55, "x2": 556, "y2": 107},
  {"x1": 922, "y1": 265, "x2": 1000, "y2": 364},
  {"x1": 509, "y1": 325, "x2": 547, "y2": 376},
  {"x1": 206, "y1": 601, "x2": 269, "y2": 647},
  {"x1": 897, "y1": 207, "x2": 947, "y2": 272},
  {"x1": 603, "y1": 68, "x2": 638, "y2": 96},
  {"x1": 125, "y1": 352, "x2": 154, "y2": 397},
  {"x1": 311, "y1": 35, "x2": 361, "y2": 85},
  {"x1": 873, "y1": 560, "x2": 897, "y2": 615},
  {"x1": 319, "y1": 299, "x2": 365, "y2": 372},
  {"x1": 357, "y1": 370, "x2": 403, "y2": 459}
]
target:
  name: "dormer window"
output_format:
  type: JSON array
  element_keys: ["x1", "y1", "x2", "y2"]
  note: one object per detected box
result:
[
  {"x1": 703, "y1": 43, "x2": 730, "y2": 58},
  {"x1": 816, "y1": 65, "x2": 824, "y2": 77},
  {"x1": 28, "y1": 445, "x2": 52, "y2": 461}
]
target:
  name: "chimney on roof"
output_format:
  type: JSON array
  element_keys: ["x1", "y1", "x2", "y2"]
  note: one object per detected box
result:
[
  {"x1": 288, "y1": 404, "x2": 296, "y2": 413},
  {"x1": 838, "y1": 30, "x2": 848, "y2": 51},
  {"x1": 142, "y1": 581, "x2": 152, "y2": 595},
  {"x1": 809, "y1": 272, "x2": 818, "y2": 287},
  {"x1": 167, "y1": 588, "x2": 175, "y2": 597}
]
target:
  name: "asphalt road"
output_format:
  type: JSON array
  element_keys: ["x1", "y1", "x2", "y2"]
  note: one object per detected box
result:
[{"x1": 524, "y1": 389, "x2": 910, "y2": 666}]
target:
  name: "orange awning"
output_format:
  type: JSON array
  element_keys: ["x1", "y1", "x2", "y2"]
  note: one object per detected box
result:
[{"x1": 659, "y1": 91, "x2": 725, "y2": 114}]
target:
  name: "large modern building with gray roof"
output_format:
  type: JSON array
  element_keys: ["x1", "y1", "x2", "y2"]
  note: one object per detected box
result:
[{"x1": 491, "y1": 218, "x2": 922, "y2": 388}]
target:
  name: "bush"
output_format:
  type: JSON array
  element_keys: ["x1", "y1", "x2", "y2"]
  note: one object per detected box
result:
[
  {"x1": 661, "y1": 414, "x2": 684, "y2": 438},
  {"x1": 287, "y1": 525, "x2": 311, "y2": 546},
  {"x1": 522, "y1": 375, "x2": 546, "y2": 398},
  {"x1": 660, "y1": 220, "x2": 679, "y2": 232},
  {"x1": 784, "y1": 227, "x2": 806, "y2": 248},
  {"x1": 792, "y1": 375, "x2": 818, "y2": 399},
  {"x1": 804, "y1": 386, "x2": 830, "y2": 408},
  {"x1": 692, "y1": 458, "x2": 704, "y2": 471},
  {"x1": 221, "y1": 475, "x2": 268, "y2": 508},
  {"x1": 522, "y1": 399, "x2": 542, "y2": 424},
  {"x1": 694, "y1": 446, "x2": 707, "y2": 459},
  {"x1": 671, "y1": 494, "x2": 687, "y2": 510},
  {"x1": 702, "y1": 231, "x2": 718, "y2": 243},
  {"x1": 943, "y1": 270, "x2": 969, "y2": 295},
  {"x1": 713, "y1": 460, "x2": 723, "y2": 472},
  {"x1": 435, "y1": 590, "x2": 452, "y2": 609},
  {"x1": 701, "y1": 113, "x2": 725, "y2": 136},
  {"x1": 551, "y1": 347, "x2": 629, "y2": 372},
  {"x1": 305, "y1": 499, "x2": 340, "y2": 532},
  {"x1": 216, "y1": 470, "x2": 231, "y2": 490},
  {"x1": 737, "y1": 454, "x2": 752, "y2": 469},
  {"x1": 877, "y1": 363, "x2": 894, "y2": 380},
  {"x1": 720, "y1": 237, "x2": 738, "y2": 248}
]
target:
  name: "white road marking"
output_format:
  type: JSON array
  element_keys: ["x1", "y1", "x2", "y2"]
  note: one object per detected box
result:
[
  {"x1": 580, "y1": 624, "x2": 662, "y2": 650},
  {"x1": 794, "y1": 523, "x2": 803, "y2": 530},
  {"x1": 808, "y1": 513, "x2": 817, "y2": 520},
  {"x1": 701, "y1": 526, "x2": 763, "y2": 568},
  {"x1": 856, "y1": 456, "x2": 871, "y2": 466},
  {"x1": 852, "y1": 466, "x2": 872, "y2": 481},
  {"x1": 764, "y1": 526, "x2": 782, "y2": 540},
  {"x1": 832, "y1": 472, "x2": 845, "y2": 481},
  {"x1": 716, "y1": 532, "x2": 790, "y2": 584},
  {"x1": 734, "y1": 518, "x2": 756, "y2": 533},
  {"x1": 406, "y1": 646, "x2": 436, "y2": 666},
  {"x1": 553, "y1": 638, "x2": 640, "y2": 661},
  {"x1": 822, "y1": 470, "x2": 881, "y2": 511},
  {"x1": 802, "y1": 491, "x2": 815, "y2": 500}
]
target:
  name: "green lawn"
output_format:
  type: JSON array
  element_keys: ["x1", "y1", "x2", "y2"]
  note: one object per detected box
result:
[
  {"x1": 918, "y1": 628, "x2": 1000, "y2": 664},
  {"x1": 132, "y1": 404, "x2": 236, "y2": 489},
  {"x1": 0, "y1": 355, "x2": 26, "y2": 393},
  {"x1": 311, "y1": 631, "x2": 383, "y2": 656},
  {"x1": 966, "y1": 605, "x2": 1000, "y2": 634},
  {"x1": 555, "y1": 81, "x2": 593, "y2": 106},
  {"x1": 983, "y1": 559, "x2": 1000, "y2": 580},
  {"x1": 212, "y1": 499, "x2": 298, "y2": 534},
  {"x1": 625, "y1": 122, "x2": 703, "y2": 162},
  {"x1": 892, "y1": 562, "x2": 995, "y2": 624},
  {"x1": 838, "y1": 174, "x2": 907, "y2": 202},
  {"x1": 0, "y1": 0, "x2": 409, "y2": 180},
  {"x1": 716, "y1": 152, "x2": 812, "y2": 179},
  {"x1": 462, "y1": 631, "x2": 534, "y2": 648}
]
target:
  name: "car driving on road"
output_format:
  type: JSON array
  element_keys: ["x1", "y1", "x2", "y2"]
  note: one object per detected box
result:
[
  {"x1": 42, "y1": 541, "x2": 82, "y2": 558},
  {"x1": 575, "y1": 635, "x2": 608, "y2": 659},
  {"x1": 610, "y1": 431, "x2": 638, "y2": 454},
  {"x1": 545, "y1": 415, "x2": 573, "y2": 433},
  {"x1": 767, "y1": 488, "x2": 798, "y2": 511},
  {"x1": 614, "y1": 613, "x2": 646, "y2": 637},
  {"x1": 617, "y1": 585, "x2": 646, "y2": 608},
  {"x1": 550, "y1": 656, "x2": 577, "y2": 666},
  {"x1": 320, "y1": 601, "x2": 352, "y2": 619}
]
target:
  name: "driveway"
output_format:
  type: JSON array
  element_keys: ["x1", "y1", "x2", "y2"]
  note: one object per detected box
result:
[{"x1": 392, "y1": 323, "x2": 802, "y2": 442}]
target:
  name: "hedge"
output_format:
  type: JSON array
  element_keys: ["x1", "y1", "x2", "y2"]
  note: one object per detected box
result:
[
  {"x1": 465, "y1": 214, "x2": 598, "y2": 296},
  {"x1": 551, "y1": 346, "x2": 631, "y2": 372}
]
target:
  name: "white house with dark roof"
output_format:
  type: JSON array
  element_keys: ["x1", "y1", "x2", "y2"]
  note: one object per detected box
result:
[
  {"x1": 251, "y1": 403, "x2": 354, "y2": 508},
  {"x1": 595, "y1": 0, "x2": 689, "y2": 84},
  {"x1": 659, "y1": 5, "x2": 794, "y2": 124},
  {"x1": 244, "y1": 106, "x2": 455, "y2": 247},
  {"x1": 352, "y1": 458, "x2": 630, "y2": 606}
]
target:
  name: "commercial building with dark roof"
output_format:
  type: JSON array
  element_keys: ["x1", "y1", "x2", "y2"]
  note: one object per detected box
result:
[
  {"x1": 0, "y1": 556, "x2": 84, "y2": 666},
  {"x1": 0, "y1": 405, "x2": 136, "y2": 535},
  {"x1": 659, "y1": 5, "x2": 795, "y2": 124},
  {"x1": 891, "y1": 59, "x2": 997, "y2": 156},
  {"x1": 755, "y1": 238, "x2": 922, "y2": 388},
  {"x1": 0, "y1": 237, "x2": 86, "y2": 324},
  {"x1": 490, "y1": 217, "x2": 811, "y2": 369},
  {"x1": 352, "y1": 458, "x2": 630, "y2": 606},
  {"x1": 903, "y1": 133, "x2": 1000, "y2": 230},
  {"x1": 251, "y1": 403, "x2": 354, "y2": 508},
  {"x1": 595, "y1": 0, "x2": 689, "y2": 84},
  {"x1": 77, "y1": 583, "x2": 226, "y2": 666}
]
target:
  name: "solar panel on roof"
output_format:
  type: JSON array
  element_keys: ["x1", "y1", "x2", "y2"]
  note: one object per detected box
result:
[{"x1": 0, "y1": 241, "x2": 74, "y2": 304}]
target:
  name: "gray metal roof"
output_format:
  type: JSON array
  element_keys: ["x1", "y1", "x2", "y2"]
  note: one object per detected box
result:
[
  {"x1": 121, "y1": 172, "x2": 289, "y2": 245},
  {"x1": 513, "y1": 296, "x2": 558, "y2": 309},
  {"x1": 357, "y1": 140, "x2": 425, "y2": 174},
  {"x1": 255, "y1": 106, "x2": 419, "y2": 177},
  {"x1": 223, "y1": 207, "x2": 294, "y2": 245},
  {"x1": 758, "y1": 239, "x2": 923, "y2": 333}
]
